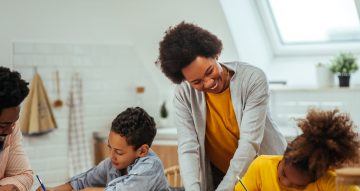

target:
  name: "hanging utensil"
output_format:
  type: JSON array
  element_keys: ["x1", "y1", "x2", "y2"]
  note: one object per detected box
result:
[{"x1": 53, "y1": 70, "x2": 63, "y2": 108}]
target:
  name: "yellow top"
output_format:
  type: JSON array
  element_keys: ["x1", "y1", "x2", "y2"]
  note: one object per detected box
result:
[
  {"x1": 205, "y1": 87, "x2": 239, "y2": 173},
  {"x1": 234, "y1": 155, "x2": 360, "y2": 191}
]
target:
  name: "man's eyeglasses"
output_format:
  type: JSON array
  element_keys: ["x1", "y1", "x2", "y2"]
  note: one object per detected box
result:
[
  {"x1": 0, "y1": 122, "x2": 15, "y2": 129},
  {"x1": 0, "y1": 135, "x2": 6, "y2": 152}
]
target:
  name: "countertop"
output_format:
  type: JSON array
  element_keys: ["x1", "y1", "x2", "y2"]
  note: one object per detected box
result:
[{"x1": 154, "y1": 126, "x2": 299, "y2": 144}]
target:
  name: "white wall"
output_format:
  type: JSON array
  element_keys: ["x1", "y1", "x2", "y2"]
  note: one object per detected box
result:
[
  {"x1": 219, "y1": 0, "x2": 272, "y2": 70},
  {"x1": 1, "y1": 0, "x2": 239, "y2": 188}
]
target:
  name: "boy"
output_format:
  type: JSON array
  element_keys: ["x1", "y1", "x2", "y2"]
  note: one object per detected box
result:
[{"x1": 37, "y1": 107, "x2": 170, "y2": 191}]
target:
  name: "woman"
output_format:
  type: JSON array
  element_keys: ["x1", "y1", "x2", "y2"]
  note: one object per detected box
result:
[
  {"x1": 155, "y1": 22, "x2": 287, "y2": 191},
  {"x1": 235, "y1": 109, "x2": 360, "y2": 191}
]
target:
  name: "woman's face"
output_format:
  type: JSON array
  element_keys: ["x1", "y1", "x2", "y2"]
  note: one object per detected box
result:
[
  {"x1": 277, "y1": 160, "x2": 313, "y2": 189},
  {"x1": 181, "y1": 56, "x2": 228, "y2": 93}
]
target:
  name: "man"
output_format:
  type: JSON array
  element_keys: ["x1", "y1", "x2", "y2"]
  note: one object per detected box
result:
[{"x1": 0, "y1": 66, "x2": 33, "y2": 191}]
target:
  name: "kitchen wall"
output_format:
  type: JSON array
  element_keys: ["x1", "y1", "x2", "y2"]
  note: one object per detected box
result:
[
  {"x1": 1, "y1": 0, "x2": 239, "y2": 188},
  {"x1": 3, "y1": 0, "x2": 360, "y2": 188},
  {"x1": 13, "y1": 42, "x2": 155, "y2": 186}
]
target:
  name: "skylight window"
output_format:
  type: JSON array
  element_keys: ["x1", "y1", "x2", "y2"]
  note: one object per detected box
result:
[{"x1": 267, "y1": 0, "x2": 360, "y2": 44}]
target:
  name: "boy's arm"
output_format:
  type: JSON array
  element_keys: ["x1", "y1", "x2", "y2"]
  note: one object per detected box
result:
[
  {"x1": 69, "y1": 159, "x2": 110, "y2": 190},
  {"x1": 105, "y1": 156, "x2": 169, "y2": 191},
  {"x1": 36, "y1": 184, "x2": 106, "y2": 191},
  {"x1": 36, "y1": 159, "x2": 110, "y2": 191}
]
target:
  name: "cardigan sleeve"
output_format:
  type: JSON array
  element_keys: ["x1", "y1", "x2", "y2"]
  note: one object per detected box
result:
[
  {"x1": 0, "y1": 124, "x2": 33, "y2": 191},
  {"x1": 217, "y1": 67, "x2": 269, "y2": 191},
  {"x1": 173, "y1": 85, "x2": 202, "y2": 191}
]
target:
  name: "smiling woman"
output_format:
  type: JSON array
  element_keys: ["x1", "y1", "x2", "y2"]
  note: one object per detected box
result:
[{"x1": 156, "y1": 22, "x2": 287, "y2": 191}]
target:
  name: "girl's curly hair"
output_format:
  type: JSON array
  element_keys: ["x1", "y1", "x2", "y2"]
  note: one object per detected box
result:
[
  {"x1": 0, "y1": 66, "x2": 29, "y2": 113},
  {"x1": 284, "y1": 108, "x2": 360, "y2": 180},
  {"x1": 155, "y1": 21, "x2": 223, "y2": 84}
]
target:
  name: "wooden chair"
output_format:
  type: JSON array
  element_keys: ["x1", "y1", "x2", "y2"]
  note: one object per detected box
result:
[{"x1": 164, "y1": 165, "x2": 183, "y2": 188}]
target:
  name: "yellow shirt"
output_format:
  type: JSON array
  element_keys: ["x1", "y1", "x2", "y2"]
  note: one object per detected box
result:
[
  {"x1": 205, "y1": 87, "x2": 239, "y2": 173},
  {"x1": 234, "y1": 155, "x2": 360, "y2": 191}
]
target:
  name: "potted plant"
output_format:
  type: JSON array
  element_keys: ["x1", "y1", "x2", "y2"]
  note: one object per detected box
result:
[
  {"x1": 159, "y1": 101, "x2": 168, "y2": 128},
  {"x1": 330, "y1": 52, "x2": 358, "y2": 87}
]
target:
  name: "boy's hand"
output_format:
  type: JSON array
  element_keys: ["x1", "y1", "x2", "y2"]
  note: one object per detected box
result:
[
  {"x1": 36, "y1": 186, "x2": 54, "y2": 191},
  {"x1": 80, "y1": 187, "x2": 105, "y2": 191},
  {"x1": 0, "y1": 184, "x2": 19, "y2": 191},
  {"x1": 36, "y1": 183, "x2": 73, "y2": 191}
]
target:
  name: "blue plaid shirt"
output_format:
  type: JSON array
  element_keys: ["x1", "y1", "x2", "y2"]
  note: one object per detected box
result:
[{"x1": 69, "y1": 150, "x2": 170, "y2": 191}]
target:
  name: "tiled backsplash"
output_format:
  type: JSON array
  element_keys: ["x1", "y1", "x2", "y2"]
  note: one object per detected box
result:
[{"x1": 13, "y1": 42, "x2": 160, "y2": 188}]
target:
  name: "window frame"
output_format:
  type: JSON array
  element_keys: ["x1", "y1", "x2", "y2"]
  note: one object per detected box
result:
[{"x1": 254, "y1": 0, "x2": 360, "y2": 57}]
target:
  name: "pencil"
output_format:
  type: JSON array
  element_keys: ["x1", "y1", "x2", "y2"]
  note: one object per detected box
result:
[
  {"x1": 36, "y1": 175, "x2": 47, "y2": 191},
  {"x1": 236, "y1": 175, "x2": 248, "y2": 191}
]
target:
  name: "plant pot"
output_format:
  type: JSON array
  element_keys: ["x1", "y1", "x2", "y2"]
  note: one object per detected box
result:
[
  {"x1": 158, "y1": 118, "x2": 169, "y2": 128},
  {"x1": 316, "y1": 65, "x2": 334, "y2": 87},
  {"x1": 338, "y1": 74, "x2": 351, "y2": 87}
]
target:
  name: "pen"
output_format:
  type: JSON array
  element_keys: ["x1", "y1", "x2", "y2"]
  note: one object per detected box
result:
[
  {"x1": 36, "y1": 175, "x2": 46, "y2": 191},
  {"x1": 236, "y1": 175, "x2": 248, "y2": 191}
]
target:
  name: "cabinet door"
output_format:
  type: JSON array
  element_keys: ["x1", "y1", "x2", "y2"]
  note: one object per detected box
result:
[
  {"x1": 94, "y1": 142, "x2": 109, "y2": 165},
  {"x1": 152, "y1": 145, "x2": 179, "y2": 169}
]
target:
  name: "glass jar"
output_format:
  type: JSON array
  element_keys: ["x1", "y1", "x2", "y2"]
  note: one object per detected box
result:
[{"x1": 336, "y1": 167, "x2": 360, "y2": 191}]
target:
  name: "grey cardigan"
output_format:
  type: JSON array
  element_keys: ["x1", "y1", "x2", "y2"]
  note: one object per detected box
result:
[{"x1": 173, "y1": 62, "x2": 287, "y2": 191}]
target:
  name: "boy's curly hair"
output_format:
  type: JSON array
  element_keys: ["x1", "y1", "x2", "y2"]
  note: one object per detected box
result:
[
  {"x1": 284, "y1": 108, "x2": 360, "y2": 180},
  {"x1": 111, "y1": 107, "x2": 156, "y2": 150},
  {"x1": 156, "y1": 21, "x2": 223, "y2": 84},
  {"x1": 0, "y1": 66, "x2": 29, "y2": 113}
]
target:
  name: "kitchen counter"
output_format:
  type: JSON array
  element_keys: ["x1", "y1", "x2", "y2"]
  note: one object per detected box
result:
[
  {"x1": 153, "y1": 127, "x2": 178, "y2": 145},
  {"x1": 154, "y1": 126, "x2": 298, "y2": 144}
]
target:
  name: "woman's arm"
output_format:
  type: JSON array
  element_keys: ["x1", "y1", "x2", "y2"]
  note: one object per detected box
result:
[
  {"x1": 217, "y1": 68, "x2": 270, "y2": 191},
  {"x1": 173, "y1": 85, "x2": 202, "y2": 191}
]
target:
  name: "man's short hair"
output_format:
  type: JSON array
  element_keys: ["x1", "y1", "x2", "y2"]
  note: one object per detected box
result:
[{"x1": 0, "y1": 66, "x2": 29, "y2": 113}]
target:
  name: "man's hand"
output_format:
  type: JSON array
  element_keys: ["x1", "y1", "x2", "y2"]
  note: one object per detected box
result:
[{"x1": 0, "y1": 184, "x2": 20, "y2": 191}]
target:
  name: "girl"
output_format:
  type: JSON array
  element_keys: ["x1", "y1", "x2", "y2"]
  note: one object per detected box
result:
[{"x1": 235, "y1": 109, "x2": 360, "y2": 191}]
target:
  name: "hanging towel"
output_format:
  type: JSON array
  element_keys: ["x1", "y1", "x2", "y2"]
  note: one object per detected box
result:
[
  {"x1": 20, "y1": 73, "x2": 57, "y2": 135},
  {"x1": 67, "y1": 73, "x2": 92, "y2": 177}
]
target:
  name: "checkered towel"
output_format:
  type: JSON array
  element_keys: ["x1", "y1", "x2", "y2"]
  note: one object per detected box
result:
[{"x1": 67, "y1": 73, "x2": 92, "y2": 177}]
